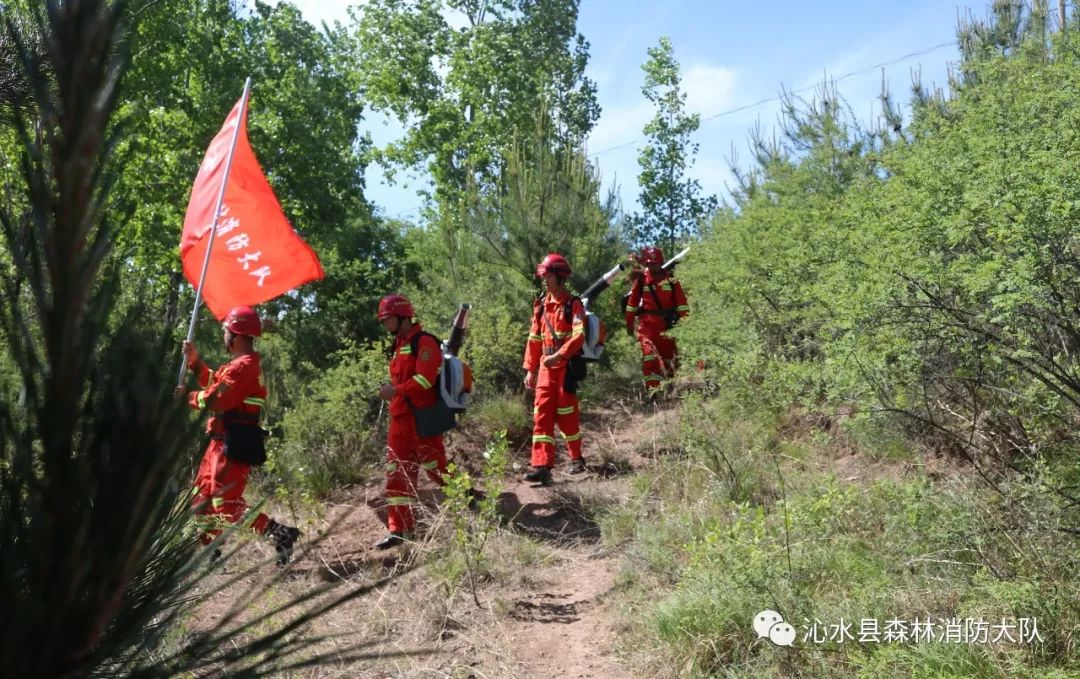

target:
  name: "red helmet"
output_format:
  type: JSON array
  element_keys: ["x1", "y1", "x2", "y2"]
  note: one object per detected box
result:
[
  {"x1": 223, "y1": 305, "x2": 262, "y2": 337},
  {"x1": 536, "y1": 253, "x2": 571, "y2": 278},
  {"x1": 377, "y1": 294, "x2": 415, "y2": 320},
  {"x1": 639, "y1": 246, "x2": 664, "y2": 266}
]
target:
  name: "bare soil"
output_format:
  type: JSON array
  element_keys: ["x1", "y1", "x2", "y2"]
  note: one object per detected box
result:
[
  {"x1": 190, "y1": 398, "x2": 675, "y2": 678},
  {"x1": 187, "y1": 394, "x2": 935, "y2": 678}
]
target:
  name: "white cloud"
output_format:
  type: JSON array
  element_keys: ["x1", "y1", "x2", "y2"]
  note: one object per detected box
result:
[
  {"x1": 587, "y1": 101, "x2": 652, "y2": 155},
  {"x1": 798, "y1": 42, "x2": 876, "y2": 90},
  {"x1": 588, "y1": 25, "x2": 642, "y2": 90},
  {"x1": 688, "y1": 155, "x2": 734, "y2": 200},
  {"x1": 683, "y1": 63, "x2": 738, "y2": 118},
  {"x1": 587, "y1": 58, "x2": 738, "y2": 214},
  {"x1": 442, "y1": 6, "x2": 470, "y2": 31}
]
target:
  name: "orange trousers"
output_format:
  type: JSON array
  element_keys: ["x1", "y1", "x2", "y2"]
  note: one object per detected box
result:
[
  {"x1": 385, "y1": 414, "x2": 447, "y2": 533},
  {"x1": 192, "y1": 439, "x2": 269, "y2": 544},
  {"x1": 637, "y1": 319, "x2": 678, "y2": 390},
  {"x1": 530, "y1": 364, "x2": 583, "y2": 468}
]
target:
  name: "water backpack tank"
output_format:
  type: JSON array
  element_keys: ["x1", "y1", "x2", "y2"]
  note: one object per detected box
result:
[
  {"x1": 580, "y1": 312, "x2": 606, "y2": 362},
  {"x1": 439, "y1": 341, "x2": 473, "y2": 412},
  {"x1": 409, "y1": 333, "x2": 473, "y2": 437}
]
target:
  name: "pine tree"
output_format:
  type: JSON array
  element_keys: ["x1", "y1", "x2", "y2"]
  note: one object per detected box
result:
[
  {"x1": 467, "y1": 105, "x2": 623, "y2": 290},
  {"x1": 0, "y1": 2, "x2": 403, "y2": 674}
]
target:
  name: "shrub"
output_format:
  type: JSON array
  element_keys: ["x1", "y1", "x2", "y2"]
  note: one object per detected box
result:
[
  {"x1": 469, "y1": 393, "x2": 530, "y2": 434},
  {"x1": 274, "y1": 342, "x2": 388, "y2": 496},
  {"x1": 611, "y1": 395, "x2": 1080, "y2": 677}
]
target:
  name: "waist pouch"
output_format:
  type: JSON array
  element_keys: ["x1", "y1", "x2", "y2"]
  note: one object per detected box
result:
[
  {"x1": 222, "y1": 411, "x2": 268, "y2": 466},
  {"x1": 413, "y1": 398, "x2": 457, "y2": 438},
  {"x1": 641, "y1": 308, "x2": 679, "y2": 330},
  {"x1": 664, "y1": 309, "x2": 679, "y2": 330},
  {"x1": 562, "y1": 355, "x2": 588, "y2": 395}
]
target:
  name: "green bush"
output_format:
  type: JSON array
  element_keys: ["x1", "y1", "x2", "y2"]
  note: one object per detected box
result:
[
  {"x1": 273, "y1": 342, "x2": 388, "y2": 497},
  {"x1": 608, "y1": 390, "x2": 1080, "y2": 677},
  {"x1": 468, "y1": 393, "x2": 530, "y2": 434},
  {"x1": 625, "y1": 466, "x2": 1080, "y2": 676}
]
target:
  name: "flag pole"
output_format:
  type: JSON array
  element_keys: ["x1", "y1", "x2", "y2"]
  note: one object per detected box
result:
[{"x1": 176, "y1": 76, "x2": 253, "y2": 388}]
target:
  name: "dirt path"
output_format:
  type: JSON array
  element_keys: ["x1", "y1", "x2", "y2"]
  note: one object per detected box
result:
[
  {"x1": 489, "y1": 474, "x2": 625, "y2": 678},
  {"x1": 193, "y1": 402, "x2": 677, "y2": 678}
]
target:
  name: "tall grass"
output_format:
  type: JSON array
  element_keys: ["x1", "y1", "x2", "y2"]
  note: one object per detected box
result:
[{"x1": 607, "y1": 396, "x2": 1080, "y2": 677}]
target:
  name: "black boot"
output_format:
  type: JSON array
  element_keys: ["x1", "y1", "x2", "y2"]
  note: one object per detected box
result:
[
  {"x1": 567, "y1": 458, "x2": 587, "y2": 475},
  {"x1": 465, "y1": 487, "x2": 486, "y2": 509},
  {"x1": 265, "y1": 519, "x2": 301, "y2": 566},
  {"x1": 523, "y1": 466, "x2": 553, "y2": 486},
  {"x1": 374, "y1": 531, "x2": 407, "y2": 550}
]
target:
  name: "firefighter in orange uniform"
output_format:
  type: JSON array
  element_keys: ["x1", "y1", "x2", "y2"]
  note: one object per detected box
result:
[
  {"x1": 624, "y1": 246, "x2": 689, "y2": 393},
  {"x1": 374, "y1": 294, "x2": 448, "y2": 549},
  {"x1": 180, "y1": 305, "x2": 300, "y2": 565},
  {"x1": 523, "y1": 253, "x2": 588, "y2": 485}
]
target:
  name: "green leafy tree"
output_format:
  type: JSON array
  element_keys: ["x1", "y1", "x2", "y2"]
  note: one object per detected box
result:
[
  {"x1": 398, "y1": 109, "x2": 625, "y2": 396},
  {"x1": 679, "y1": 82, "x2": 880, "y2": 414},
  {"x1": 0, "y1": 1, "x2": 42, "y2": 113},
  {"x1": 632, "y1": 36, "x2": 717, "y2": 253},
  {"x1": 352, "y1": 0, "x2": 600, "y2": 204},
  {"x1": 118, "y1": 0, "x2": 395, "y2": 367}
]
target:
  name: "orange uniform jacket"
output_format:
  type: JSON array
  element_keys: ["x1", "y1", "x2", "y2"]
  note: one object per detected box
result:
[
  {"x1": 624, "y1": 269, "x2": 689, "y2": 328},
  {"x1": 524, "y1": 292, "x2": 586, "y2": 378},
  {"x1": 187, "y1": 353, "x2": 267, "y2": 433},
  {"x1": 389, "y1": 324, "x2": 442, "y2": 416}
]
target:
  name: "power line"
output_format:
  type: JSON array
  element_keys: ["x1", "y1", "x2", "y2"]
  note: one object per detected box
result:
[
  {"x1": 586, "y1": 39, "x2": 957, "y2": 158},
  {"x1": 376, "y1": 38, "x2": 958, "y2": 216}
]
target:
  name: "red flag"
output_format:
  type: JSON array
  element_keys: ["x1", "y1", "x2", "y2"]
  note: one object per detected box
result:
[{"x1": 180, "y1": 93, "x2": 324, "y2": 319}]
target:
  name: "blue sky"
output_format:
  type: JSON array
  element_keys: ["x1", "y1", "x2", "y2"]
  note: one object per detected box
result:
[{"x1": 285, "y1": 0, "x2": 992, "y2": 220}]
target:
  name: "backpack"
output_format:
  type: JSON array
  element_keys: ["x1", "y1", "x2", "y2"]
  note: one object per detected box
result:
[
  {"x1": 535, "y1": 295, "x2": 607, "y2": 363},
  {"x1": 409, "y1": 331, "x2": 473, "y2": 437}
]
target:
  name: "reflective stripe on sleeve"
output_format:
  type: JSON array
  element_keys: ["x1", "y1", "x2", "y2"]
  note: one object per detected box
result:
[{"x1": 413, "y1": 374, "x2": 433, "y2": 389}]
